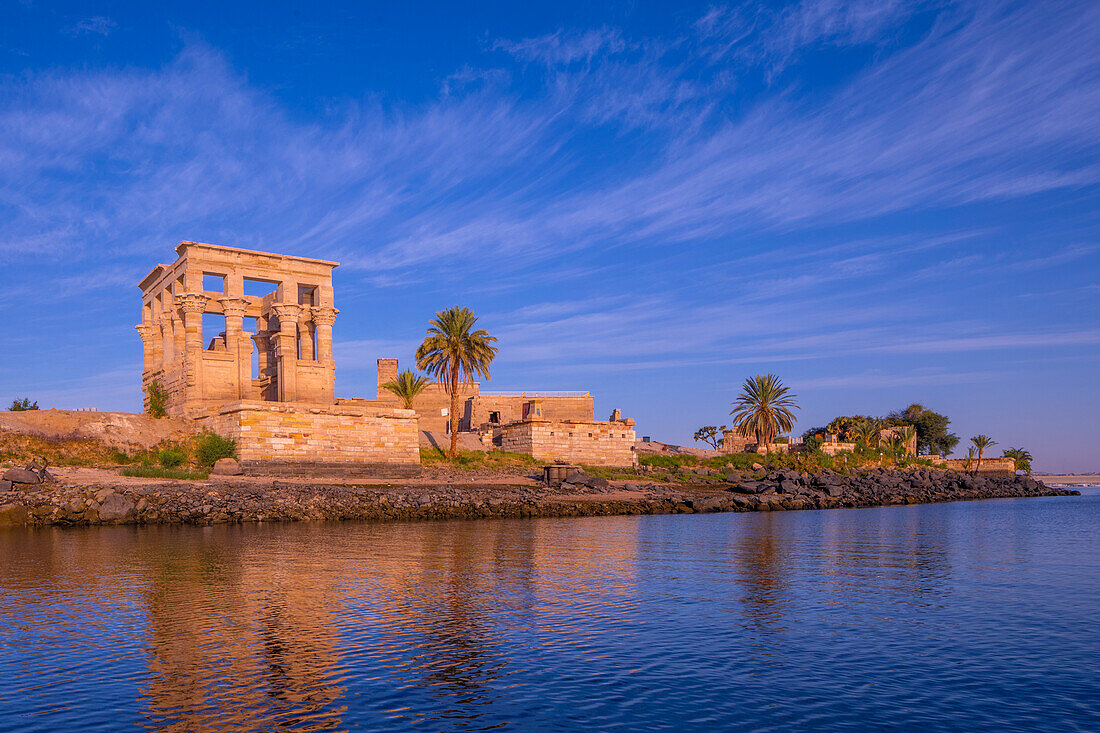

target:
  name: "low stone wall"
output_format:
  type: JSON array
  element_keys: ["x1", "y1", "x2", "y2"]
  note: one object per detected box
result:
[
  {"x1": 937, "y1": 456, "x2": 1016, "y2": 473},
  {"x1": 500, "y1": 419, "x2": 637, "y2": 466},
  {"x1": 198, "y1": 400, "x2": 420, "y2": 477}
]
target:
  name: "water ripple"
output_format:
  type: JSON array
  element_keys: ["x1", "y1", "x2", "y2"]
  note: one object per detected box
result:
[{"x1": 1, "y1": 490, "x2": 1098, "y2": 731}]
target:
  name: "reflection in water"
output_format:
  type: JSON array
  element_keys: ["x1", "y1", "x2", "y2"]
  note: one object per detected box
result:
[{"x1": 1, "y1": 492, "x2": 1098, "y2": 731}]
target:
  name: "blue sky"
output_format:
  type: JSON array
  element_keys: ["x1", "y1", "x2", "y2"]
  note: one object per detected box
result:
[{"x1": 2, "y1": 1, "x2": 1098, "y2": 472}]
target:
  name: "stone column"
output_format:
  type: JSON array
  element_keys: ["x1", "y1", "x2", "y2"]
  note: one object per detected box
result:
[
  {"x1": 311, "y1": 306, "x2": 338, "y2": 402},
  {"x1": 175, "y1": 293, "x2": 210, "y2": 407},
  {"x1": 135, "y1": 324, "x2": 154, "y2": 373},
  {"x1": 159, "y1": 319, "x2": 173, "y2": 365},
  {"x1": 219, "y1": 297, "x2": 250, "y2": 400},
  {"x1": 298, "y1": 318, "x2": 315, "y2": 362},
  {"x1": 271, "y1": 303, "x2": 302, "y2": 402},
  {"x1": 311, "y1": 306, "x2": 338, "y2": 364}
]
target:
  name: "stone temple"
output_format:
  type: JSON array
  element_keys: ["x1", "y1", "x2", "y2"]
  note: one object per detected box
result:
[{"x1": 138, "y1": 242, "x2": 636, "y2": 474}]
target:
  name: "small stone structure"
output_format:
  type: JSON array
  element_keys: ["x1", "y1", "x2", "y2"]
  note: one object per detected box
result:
[
  {"x1": 139, "y1": 242, "x2": 419, "y2": 475},
  {"x1": 935, "y1": 456, "x2": 1016, "y2": 473},
  {"x1": 499, "y1": 414, "x2": 637, "y2": 466},
  {"x1": 372, "y1": 358, "x2": 594, "y2": 434}
]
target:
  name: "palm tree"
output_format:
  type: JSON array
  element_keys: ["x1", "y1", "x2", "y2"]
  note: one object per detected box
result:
[
  {"x1": 415, "y1": 306, "x2": 498, "y2": 457},
  {"x1": 729, "y1": 374, "x2": 799, "y2": 452},
  {"x1": 855, "y1": 418, "x2": 882, "y2": 448},
  {"x1": 381, "y1": 369, "x2": 430, "y2": 410},
  {"x1": 970, "y1": 435, "x2": 997, "y2": 472},
  {"x1": 1003, "y1": 446, "x2": 1033, "y2": 474},
  {"x1": 964, "y1": 446, "x2": 977, "y2": 472}
]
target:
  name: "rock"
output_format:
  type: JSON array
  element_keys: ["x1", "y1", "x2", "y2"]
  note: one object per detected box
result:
[
  {"x1": 0, "y1": 503, "x2": 29, "y2": 527},
  {"x1": 778, "y1": 479, "x2": 801, "y2": 494},
  {"x1": 588, "y1": 476, "x2": 611, "y2": 490},
  {"x1": 416, "y1": 494, "x2": 434, "y2": 505},
  {"x1": 3, "y1": 468, "x2": 41, "y2": 485},
  {"x1": 559, "y1": 482, "x2": 576, "y2": 491},
  {"x1": 690, "y1": 497, "x2": 728, "y2": 512},
  {"x1": 95, "y1": 488, "x2": 115, "y2": 504},
  {"x1": 0, "y1": 480, "x2": 11, "y2": 491},
  {"x1": 824, "y1": 486, "x2": 844, "y2": 497},
  {"x1": 751, "y1": 463, "x2": 763, "y2": 470},
  {"x1": 97, "y1": 492, "x2": 135, "y2": 522},
  {"x1": 565, "y1": 471, "x2": 589, "y2": 485},
  {"x1": 212, "y1": 458, "x2": 243, "y2": 476},
  {"x1": 732, "y1": 482, "x2": 767, "y2": 494}
]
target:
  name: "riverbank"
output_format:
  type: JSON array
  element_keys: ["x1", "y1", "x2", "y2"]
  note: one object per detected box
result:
[{"x1": 0, "y1": 466, "x2": 1078, "y2": 527}]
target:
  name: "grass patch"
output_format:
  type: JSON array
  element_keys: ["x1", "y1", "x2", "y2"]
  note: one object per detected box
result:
[
  {"x1": 120, "y1": 465, "x2": 209, "y2": 480},
  {"x1": 420, "y1": 448, "x2": 541, "y2": 470}
]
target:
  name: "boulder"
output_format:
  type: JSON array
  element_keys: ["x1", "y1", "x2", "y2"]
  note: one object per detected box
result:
[
  {"x1": 212, "y1": 458, "x2": 243, "y2": 476},
  {"x1": 731, "y1": 482, "x2": 766, "y2": 495},
  {"x1": 3, "y1": 468, "x2": 41, "y2": 485},
  {"x1": 690, "y1": 497, "x2": 728, "y2": 512},
  {"x1": 98, "y1": 492, "x2": 136, "y2": 522},
  {"x1": 565, "y1": 470, "x2": 589, "y2": 485},
  {"x1": 0, "y1": 503, "x2": 29, "y2": 527},
  {"x1": 778, "y1": 479, "x2": 801, "y2": 494},
  {"x1": 0, "y1": 480, "x2": 11, "y2": 491}
]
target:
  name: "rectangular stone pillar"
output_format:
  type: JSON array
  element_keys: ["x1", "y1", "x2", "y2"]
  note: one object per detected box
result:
[{"x1": 219, "y1": 297, "x2": 250, "y2": 399}]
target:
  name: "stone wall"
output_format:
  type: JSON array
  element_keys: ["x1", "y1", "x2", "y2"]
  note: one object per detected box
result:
[
  {"x1": 937, "y1": 456, "x2": 1016, "y2": 473},
  {"x1": 499, "y1": 419, "x2": 637, "y2": 466},
  {"x1": 199, "y1": 400, "x2": 420, "y2": 477}
]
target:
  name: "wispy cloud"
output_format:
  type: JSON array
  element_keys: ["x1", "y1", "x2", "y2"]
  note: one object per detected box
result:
[{"x1": 66, "y1": 16, "x2": 117, "y2": 37}]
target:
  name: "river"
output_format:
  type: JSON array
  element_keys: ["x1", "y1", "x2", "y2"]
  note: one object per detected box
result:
[{"x1": 1, "y1": 488, "x2": 1097, "y2": 731}]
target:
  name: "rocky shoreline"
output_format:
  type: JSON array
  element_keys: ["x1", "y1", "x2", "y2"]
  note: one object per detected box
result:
[{"x1": 0, "y1": 467, "x2": 1080, "y2": 528}]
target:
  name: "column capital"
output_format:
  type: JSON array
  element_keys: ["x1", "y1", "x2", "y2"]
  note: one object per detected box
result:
[
  {"x1": 271, "y1": 303, "x2": 303, "y2": 320},
  {"x1": 174, "y1": 292, "x2": 210, "y2": 314},
  {"x1": 217, "y1": 296, "x2": 249, "y2": 318},
  {"x1": 135, "y1": 324, "x2": 153, "y2": 338},
  {"x1": 311, "y1": 305, "x2": 339, "y2": 326}
]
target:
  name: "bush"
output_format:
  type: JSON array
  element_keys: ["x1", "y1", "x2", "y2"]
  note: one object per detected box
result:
[
  {"x1": 804, "y1": 435, "x2": 824, "y2": 453},
  {"x1": 145, "y1": 379, "x2": 168, "y2": 418},
  {"x1": 195, "y1": 431, "x2": 236, "y2": 467},
  {"x1": 109, "y1": 450, "x2": 132, "y2": 465},
  {"x1": 9, "y1": 398, "x2": 39, "y2": 411},
  {"x1": 121, "y1": 466, "x2": 208, "y2": 480},
  {"x1": 158, "y1": 447, "x2": 186, "y2": 468}
]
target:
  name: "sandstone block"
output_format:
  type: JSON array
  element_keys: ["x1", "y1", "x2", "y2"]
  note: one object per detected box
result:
[
  {"x1": 212, "y1": 458, "x2": 243, "y2": 476},
  {"x1": 3, "y1": 468, "x2": 41, "y2": 485}
]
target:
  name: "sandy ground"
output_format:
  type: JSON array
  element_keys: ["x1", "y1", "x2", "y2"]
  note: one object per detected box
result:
[{"x1": 1036, "y1": 474, "x2": 1100, "y2": 486}]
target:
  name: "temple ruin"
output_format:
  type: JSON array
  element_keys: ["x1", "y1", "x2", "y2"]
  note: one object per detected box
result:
[{"x1": 138, "y1": 242, "x2": 636, "y2": 472}]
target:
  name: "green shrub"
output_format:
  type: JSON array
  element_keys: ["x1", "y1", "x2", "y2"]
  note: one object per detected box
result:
[
  {"x1": 158, "y1": 447, "x2": 186, "y2": 468},
  {"x1": 640, "y1": 454, "x2": 700, "y2": 469},
  {"x1": 804, "y1": 435, "x2": 824, "y2": 453},
  {"x1": 195, "y1": 431, "x2": 236, "y2": 467},
  {"x1": 121, "y1": 466, "x2": 208, "y2": 480},
  {"x1": 109, "y1": 450, "x2": 132, "y2": 465},
  {"x1": 9, "y1": 398, "x2": 39, "y2": 411},
  {"x1": 145, "y1": 379, "x2": 168, "y2": 418}
]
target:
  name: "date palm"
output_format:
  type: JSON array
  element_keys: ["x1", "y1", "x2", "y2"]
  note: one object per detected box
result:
[
  {"x1": 381, "y1": 369, "x2": 430, "y2": 410},
  {"x1": 729, "y1": 374, "x2": 799, "y2": 452},
  {"x1": 415, "y1": 306, "x2": 498, "y2": 457},
  {"x1": 1003, "y1": 446, "x2": 1033, "y2": 474},
  {"x1": 970, "y1": 435, "x2": 997, "y2": 472},
  {"x1": 855, "y1": 418, "x2": 882, "y2": 448}
]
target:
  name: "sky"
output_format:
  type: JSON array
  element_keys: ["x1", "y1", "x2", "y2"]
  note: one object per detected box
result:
[{"x1": 1, "y1": 0, "x2": 1098, "y2": 472}]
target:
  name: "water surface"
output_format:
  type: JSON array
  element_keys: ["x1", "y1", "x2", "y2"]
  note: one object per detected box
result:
[{"x1": 1, "y1": 490, "x2": 1097, "y2": 731}]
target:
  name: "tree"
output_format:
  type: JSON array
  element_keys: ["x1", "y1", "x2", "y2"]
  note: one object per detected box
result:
[
  {"x1": 729, "y1": 374, "x2": 799, "y2": 452},
  {"x1": 145, "y1": 379, "x2": 167, "y2": 418},
  {"x1": 963, "y1": 446, "x2": 977, "y2": 472},
  {"x1": 887, "y1": 403, "x2": 958, "y2": 456},
  {"x1": 1003, "y1": 446, "x2": 1033, "y2": 474},
  {"x1": 415, "y1": 306, "x2": 498, "y2": 457},
  {"x1": 693, "y1": 425, "x2": 727, "y2": 450},
  {"x1": 854, "y1": 418, "x2": 883, "y2": 448},
  {"x1": 970, "y1": 435, "x2": 997, "y2": 472},
  {"x1": 381, "y1": 369, "x2": 431, "y2": 410},
  {"x1": 825, "y1": 415, "x2": 871, "y2": 441},
  {"x1": 9, "y1": 398, "x2": 38, "y2": 411}
]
